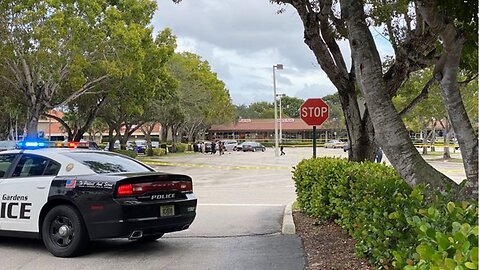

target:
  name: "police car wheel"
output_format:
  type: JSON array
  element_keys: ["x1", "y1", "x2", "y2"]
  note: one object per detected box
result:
[
  {"x1": 42, "y1": 205, "x2": 89, "y2": 257},
  {"x1": 137, "y1": 233, "x2": 164, "y2": 242}
]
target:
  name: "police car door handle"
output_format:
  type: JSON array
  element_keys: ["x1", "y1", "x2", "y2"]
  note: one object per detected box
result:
[{"x1": 37, "y1": 185, "x2": 46, "y2": 190}]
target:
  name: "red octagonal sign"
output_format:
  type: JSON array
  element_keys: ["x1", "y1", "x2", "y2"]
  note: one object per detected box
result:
[{"x1": 300, "y1": 98, "x2": 329, "y2": 126}]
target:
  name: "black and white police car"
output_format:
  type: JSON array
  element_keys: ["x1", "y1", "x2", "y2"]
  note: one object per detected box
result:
[{"x1": 0, "y1": 141, "x2": 197, "y2": 257}]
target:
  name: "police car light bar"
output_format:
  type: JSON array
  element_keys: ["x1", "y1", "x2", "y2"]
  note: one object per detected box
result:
[
  {"x1": 16, "y1": 140, "x2": 90, "y2": 149},
  {"x1": 17, "y1": 140, "x2": 50, "y2": 149}
]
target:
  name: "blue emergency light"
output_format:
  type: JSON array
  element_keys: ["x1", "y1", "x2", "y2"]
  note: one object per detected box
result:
[{"x1": 17, "y1": 140, "x2": 49, "y2": 149}]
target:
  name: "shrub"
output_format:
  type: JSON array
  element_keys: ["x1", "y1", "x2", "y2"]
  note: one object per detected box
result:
[
  {"x1": 146, "y1": 148, "x2": 154, "y2": 156},
  {"x1": 152, "y1": 148, "x2": 166, "y2": 156},
  {"x1": 175, "y1": 143, "x2": 187, "y2": 153},
  {"x1": 112, "y1": 149, "x2": 137, "y2": 158},
  {"x1": 293, "y1": 158, "x2": 478, "y2": 269}
]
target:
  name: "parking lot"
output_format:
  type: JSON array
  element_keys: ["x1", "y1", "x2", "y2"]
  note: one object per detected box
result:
[{"x1": 0, "y1": 147, "x2": 465, "y2": 270}]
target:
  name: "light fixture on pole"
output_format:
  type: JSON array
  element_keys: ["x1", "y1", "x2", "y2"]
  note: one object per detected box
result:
[
  {"x1": 276, "y1": 93, "x2": 286, "y2": 144},
  {"x1": 273, "y1": 64, "x2": 283, "y2": 157}
]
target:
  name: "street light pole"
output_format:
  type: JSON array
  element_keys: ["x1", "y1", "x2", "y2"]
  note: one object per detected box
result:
[
  {"x1": 277, "y1": 93, "x2": 286, "y2": 144},
  {"x1": 273, "y1": 64, "x2": 283, "y2": 157}
]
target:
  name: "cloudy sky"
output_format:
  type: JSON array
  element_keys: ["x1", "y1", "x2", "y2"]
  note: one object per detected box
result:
[{"x1": 153, "y1": 0, "x2": 392, "y2": 105}]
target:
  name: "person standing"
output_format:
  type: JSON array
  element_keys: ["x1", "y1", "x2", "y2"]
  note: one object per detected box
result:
[
  {"x1": 280, "y1": 145, "x2": 285, "y2": 156},
  {"x1": 375, "y1": 147, "x2": 383, "y2": 163},
  {"x1": 201, "y1": 142, "x2": 205, "y2": 154},
  {"x1": 211, "y1": 141, "x2": 216, "y2": 155}
]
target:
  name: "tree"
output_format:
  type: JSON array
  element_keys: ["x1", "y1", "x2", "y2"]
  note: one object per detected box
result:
[
  {"x1": 0, "y1": 76, "x2": 25, "y2": 140},
  {"x1": 322, "y1": 93, "x2": 345, "y2": 129},
  {"x1": 416, "y1": 0, "x2": 478, "y2": 191},
  {"x1": 394, "y1": 69, "x2": 446, "y2": 155},
  {"x1": 340, "y1": 0, "x2": 477, "y2": 198},
  {"x1": 100, "y1": 28, "x2": 177, "y2": 150},
  {"x1": 235, "y1": 101, "x2": 274, "y2": 119},
  {"x1": 0, "y1": 0, "x2": 161, "y2": 139},
  {"x1": 167, "y1": 52, "x2": 234, "y2": 143},
  {"x1": 45, "y1": 95, "x2": 107, "y2": 142},
  {"x1": 280, "y1": 96, "x2": 304, "y2": 118}
]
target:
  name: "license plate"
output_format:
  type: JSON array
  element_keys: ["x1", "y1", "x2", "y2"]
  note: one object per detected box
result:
[{"x1": 160, "y1": 205, "x2": 175, "y2": 217}]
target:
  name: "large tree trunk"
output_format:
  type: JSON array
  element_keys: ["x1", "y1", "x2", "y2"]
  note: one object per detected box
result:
[
  {"x1": 141, "y1": 123, "x2": 155, "y2": 155},
  {"x1": 340, "y1": 83, "x2": 376, "y2": 161},
  {"x1": 417, "y1": 0, "x2": 478, "y2": 196},
  {"x1": 26, "y1": 105, "x2": 45, "y2": 139},
  {"x1": 26, "y1": 114, "x2": 39, "y2": 139},
  {"x1": 285, "y1": 0, "x2": 376, "y2": 162},
  {"x1": 444, "y1": 125, "x2": 452, "y2": 160},
  {"x1": 160, "y1": 124, "x2": 169, "y2": 142},
  {"x1": 107, "y1": 125, "x2": 116, "y2": 151},
  {"x1": 341, "y1": 0, "x2": 466, "y2": 198}
]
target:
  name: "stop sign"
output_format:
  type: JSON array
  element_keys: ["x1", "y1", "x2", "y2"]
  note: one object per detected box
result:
[{"x1": 300, "y1": 98, "x2": 329, "y2": 126}]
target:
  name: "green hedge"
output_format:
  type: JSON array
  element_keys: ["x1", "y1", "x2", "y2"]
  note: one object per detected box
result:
[
  {"x1": 112, "y1": 149, "x2": 138, "y2": 158},
  {"x1": 293, "y1": 158, "x2": 478, "y2": 269}
]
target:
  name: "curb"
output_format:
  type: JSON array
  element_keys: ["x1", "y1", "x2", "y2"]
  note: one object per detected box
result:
[{"x1": 282, "y1": 201, "x2": 296, "y2": 234}]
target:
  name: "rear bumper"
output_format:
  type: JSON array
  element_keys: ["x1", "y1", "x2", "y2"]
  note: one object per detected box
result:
[{"x1": 86, "y1": 195, "x2": 197, "y2": 240}]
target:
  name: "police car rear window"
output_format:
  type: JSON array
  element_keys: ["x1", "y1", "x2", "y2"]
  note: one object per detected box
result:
[{"x1": 63, "y1": 152, "x2": 152, "y2": 174}]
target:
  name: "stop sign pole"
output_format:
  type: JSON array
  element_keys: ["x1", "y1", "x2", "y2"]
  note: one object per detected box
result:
[{"x1": 300, "y1": 98, "x2": 329, "y2": 158}]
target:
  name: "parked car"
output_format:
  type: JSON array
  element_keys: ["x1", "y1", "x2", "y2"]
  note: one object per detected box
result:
[
  {"x1": 0, "y1": 140, "x2": 17, "y2": 152},
  {"x1": 78, "y1": 140, "x2": 100, "y2": 150},
  {"x1": 242, "y1": 142, "x2": 266, "y2": 152},
  {"x1": 234, "y1": 142, "x2": 245, "y2": 151},
  {"x1": 221, "y1": 140, "x2": 238, "y2": 151},
  {"x1": 201, "y1": 141, "x2": 213, "y2": 152},
  {"x1": 104, "y1": 141, "x2": 133, "y2": 151},
  {"x1": 134, "y1": 140, "x2": 147, "y2": 154},
  {"x1": 104, "y1": 141, "x2": 120, "y2": 151},
  {"x1": 324, "y1": 139, "x2": 346, "y2": 149}
]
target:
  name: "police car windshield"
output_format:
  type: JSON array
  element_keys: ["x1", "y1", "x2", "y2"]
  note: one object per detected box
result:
[{"x1": 63, "y1": 152, "x2": 153, "y2": 174}]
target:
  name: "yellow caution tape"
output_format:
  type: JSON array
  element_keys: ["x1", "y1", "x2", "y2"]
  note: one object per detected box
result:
[{"x1": 143, "y1": 160, "x2": 290, "y2": 170}]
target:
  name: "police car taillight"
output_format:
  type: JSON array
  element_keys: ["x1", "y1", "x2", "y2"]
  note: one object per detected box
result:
[{"x1": 116, "y1": 181, "x2": 193, "y2": 197}]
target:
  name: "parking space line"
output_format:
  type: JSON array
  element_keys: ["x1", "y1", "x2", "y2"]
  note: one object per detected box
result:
[{"x1": 198, "y1": 203, "x2": 284, "y2": 207}]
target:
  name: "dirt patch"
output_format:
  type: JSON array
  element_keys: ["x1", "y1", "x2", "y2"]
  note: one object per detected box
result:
[{"x1": 293, "y1": 211, "x2": 372, "y2": 270}]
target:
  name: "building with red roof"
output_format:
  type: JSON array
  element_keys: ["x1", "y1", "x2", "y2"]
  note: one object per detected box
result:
[{"x1": 209, "y1": 118, "x2": 346, "y2": 142}]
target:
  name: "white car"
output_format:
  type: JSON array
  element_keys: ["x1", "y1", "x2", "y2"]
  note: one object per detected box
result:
[
  {"x1": 0, "y1": 141, "x2": 197, "y2": 257},
  {"x1": 221, "y1": 140, "x2": 238, "y2": 151},
  {"x1": 324, "y1": 140, "x2": 346, "y2": 148}
]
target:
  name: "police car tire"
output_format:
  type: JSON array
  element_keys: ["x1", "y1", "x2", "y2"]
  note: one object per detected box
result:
[
  {"x1": 136, "y1": 233, "x2": 164, "y2": 242},
  {"x1": 41, "y1": 205, "x2": 89, "y2": 257}
]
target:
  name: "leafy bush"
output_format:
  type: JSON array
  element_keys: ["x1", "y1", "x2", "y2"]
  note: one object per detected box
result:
[
  {"x1": 293, "y1": 158, "x2": 478, "y2": 269},
  {"x1": 146, "y1": 148, "x2": 154, "y2": 156},
  {"x1": 175, "y1": 143, "x2": 187, "y2": 153},
  {"x1": 152, "y1": 148, "x2": 166, "y2": 156},
  {"x1": 112, "y1": 149, "x2": 137, "y2": 158}
]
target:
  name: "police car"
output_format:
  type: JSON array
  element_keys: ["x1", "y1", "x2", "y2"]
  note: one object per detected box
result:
[{"x1": 0, "y1": 141, "x2": 197, "y2": 257}]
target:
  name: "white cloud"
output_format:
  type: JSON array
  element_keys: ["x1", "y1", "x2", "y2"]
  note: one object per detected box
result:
[{"x1": 153, "y1": 0, "x2": 394, "y2": 105}]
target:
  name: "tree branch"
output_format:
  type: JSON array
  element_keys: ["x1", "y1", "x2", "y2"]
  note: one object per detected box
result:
[
  {"x1": 44, "y1": 112, "x2": 73, "y2": 139},
  {"x1": 399, "y1": 77, "x2": 435, "y2": 117},
  {"x1": 57, "y1": 74, "x2": 110, "y2": 106},
  {"x1": 458, "y1": 74, "x2": 478, "y2": 87}
]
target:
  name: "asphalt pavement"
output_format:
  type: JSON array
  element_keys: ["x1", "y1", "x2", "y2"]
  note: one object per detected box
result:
[{"x1": 0, "y1": 147, "x2": 465, "y2": 270}]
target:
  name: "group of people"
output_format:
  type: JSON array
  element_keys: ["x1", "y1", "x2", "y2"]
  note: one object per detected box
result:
[{"x1": 194, "y1": 141, "x2": 226, "y2": 155}]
